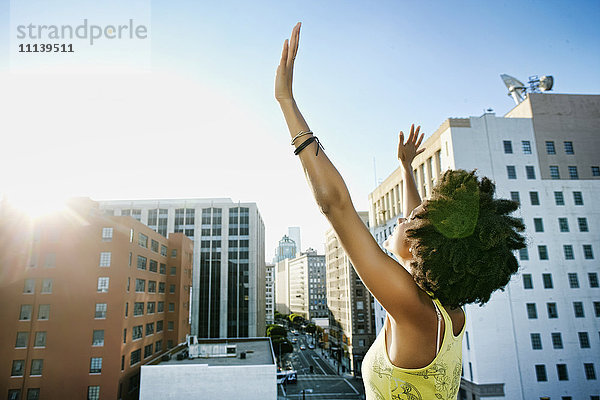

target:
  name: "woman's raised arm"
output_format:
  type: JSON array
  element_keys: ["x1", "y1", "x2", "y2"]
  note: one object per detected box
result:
[{"x1": 275, "y1": 23, "x2": 425, "y2": 320}]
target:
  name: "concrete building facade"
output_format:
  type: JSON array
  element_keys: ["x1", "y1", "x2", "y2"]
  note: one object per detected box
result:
[
  {"x1": 98, "y1": 199, "x2": 266, "y2": 339},
  {"x1": 325, "y1": 211, "x2": 376, "y2": 377},
  {"x1": 368, "y1": 94, "x2": 600, "y2": 399},
  {"x1": 0, "y1": 198, "x2": 192, "y2": 400},
  {"x1": 265, "y1": 263, "x2": 275, "y2": 326}
]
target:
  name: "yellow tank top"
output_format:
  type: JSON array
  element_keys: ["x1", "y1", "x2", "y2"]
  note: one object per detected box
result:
[{"x1": 362, "y1": 298, "x2": 466, "y2": 400}]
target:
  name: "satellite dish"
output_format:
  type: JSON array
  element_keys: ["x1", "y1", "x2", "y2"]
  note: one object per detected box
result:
[
  {"x1": 500, "y1": 74, "x2": 527, "y2": 105},
  {"x1": 538, "y1": 75, "x2": 553, "y2": 91}
]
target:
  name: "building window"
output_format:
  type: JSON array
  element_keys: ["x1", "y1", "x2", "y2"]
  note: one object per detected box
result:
[
  {"x1": 149, "y1": 260, "x2": 158, "y2": 272},
  {"x1": 170, "y1": 267, "x2": 177, "y2": 276},
  {"x1": 33, "y1": 331, "x2": 45, "y2": 348},
  {"x1": 594, "y1": 302, "x2": 600, "y2": 317},
  {"x1": 169, "y1": 284, "x2": 176, "y2": 294},
  {"x1": 171, "y1": 249, "x2": 177, "y2": 258},
  {"x1": 26, "y1": 389, "x2": 40, "y2": 400},
  {"x1": 158, "y1": 301, "x2": 164, "y2": 312},
  {"x1": 41, "y1": 279, "x2": 52, "y2": 294},
  {"x1": 161, "y1": 245, "x2": 168, "y2": 257},
  {"x1": 546, "y1": 141, "x2": 555, "y2": 154},
  {"x1": 144, "y1": 343, "x2": 153, "y2": 358},
  {"x1": 583, "y1": 245, "x2": 594, "y2": 259},
  {"x1": 97, "y1": 277, "x2": 109, "y2": 292},
  {"x1": 7, "y1": 390, "x2": 20, "y2": 400},
  {"x1": 123, "y1": 328, "x2": 127, "y2": 343},
  {"x1": 547, "y1": 303, "x2": 558, "y2": 318},
  {"x1": 134, "y1": 302, "x2": 144, "y2": 316},
  {"x1": 551, "y1": 332, "x2": 563, "y2": 349},
  {"x1": 95, "y1": 303, "x2": 107, "y2": 319},
  {"x1": 23, "y1": 279, "x2": 35, "y2": 294},
  {"x1": 148, "y1": 281, "x2": 157, "y2": 293},
  {"x1": 168, "y1": 321, "x2": 174, "y2": 331},
  {"x1": 168, "y1": 302, "x2": 175, "y2": 312},
  {"x1": 568, "y1": 166, "x2": 579, "y2": 179},
  {"x1": 87, "y1": 386, "x2": 100, "y2": 400},
  {"x1": 158, "y1": 282, "x2": 165, "y2": 294},
  {"x1": 535, "y1": 364, "x2": 547, "y2": 382},
  {"x1": 527, "y1": 303, "x2": 537, "y2": 319},
  {"x1": 556, "y1": 364, "x2": 569, "y2": 381},
  {"x1": 138, "y1": 233, "x2": 148, "y2": 248},
  {"x1": 584, "y1": 363, "x2": 596, "y2": 380},
  {"x1": 137, "y1": 255, "x2": 147, "y2": 270},
  {"x1": 92, "y1": 330, "x2": 104, "y2": 346},
  {"x1": 519, "y1": 248, "x2": 529, "y2": 261},
  {"x1": 523, "y1": 274, "x2": 534, "y2": 288},
  {"x1": 564, "y1": 141, "x2": 574, "y2": 154},
  {"x1": 538, "y1": 245, "x2": 549, "y2": 260},
  {"x1": 125, "y1": 302, "x2": 128, "y2": 317},
  {"x1": 542, "y1": 273, "x2": 553, "y2": 289},
  {"x1": 151, "y1": 239, "x2": 159, "y2": 253},
  {"x1": 130, "y1": 349, "x2": 141, "y2": 366},
  {"x1": 90, "y1": 357, "x2": 102, "y2": 374},
  {"x1": 160, "y1": 263, "x2": 166, "y2": 274},
  {"x1": 573, "y1": 302, "x2": 585, "y2": 317},
  {"x1": 38, "y1": 304, "x2": 50, "y2": 320},
  {"x1": 589, "y1": 273, "x2": 599, "y2": 288},
  {"x1": 157, "y1": 320, "x2": 164, "y2": 332},
  {"x1": 146, "y1": 322, "x2": 154, "y2": 336},
  {"x1": 526, "y1": 166, "x2": 536, "y2": 179},
  {"x1": 578, "y1": 217, "x2": 589, "y2": 232},
  {"x1": 135, "y1": 279, "x2": 145, "y2": 293},
  {"x1": 578, "y1": 332, "x2": 590, "y2": 348},
  {"x1": 564, "y1": 245, "x2": 574, "y2": 260},
  {"x1": 506, "y1": 165, "x2": 516, "y2": 179},
  {"x1": 529, "y1": 191, "x2": 540, "y2": 205},
  {"x1": 550, "y1": 165, "x2": 560, "y2": 179},
  {"x1": 558, "y1": 218, "x2": 569, "y2": 232},
  {"x1": 147, "y1": 302, "x2": 156, "y2": 314},
  {"x1": 530, "y1": 333, "x2": 542, "y2": 350},
  {"x1": 568, "y1": 273, "x2": 579, "y2": 288},
  {"x1": 16, "y1": 332, "x2": 29, "y2": 348},
  {"x1": 522, "y1": 140, "x2": 532, "y2": 154},
  {"x1": 156, "y1": 339, "x2": 163, "y2": 352},
  {"x1": 11, "y1": 360, "x2": 24, "y2": 376},
  {"x1": 573, "y1": 191, "x2": 584, "y2": 205},
  {"x1": 503, "y1": 140, "x2": 513, "y2": 154},
  {"x1": 592, "y1": 166, "x2": 600, "y2": 176},
  {"x1": 534, "y1": 218, "x2": 544, "y2": 232},
  {"x1": 133, "y1": 325, "x2": 143, "y2": 340},
  {"x1": 101, "y1": 227, "x2": 113, "y2": 241},
  {"x1": 554, "y1": 191, "x2": 564, "y2": 205}
]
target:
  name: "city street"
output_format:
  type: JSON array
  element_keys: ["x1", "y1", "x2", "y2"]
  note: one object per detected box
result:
[{"x1": 278, "y1": 332, "x2": 365, "y2": 399}]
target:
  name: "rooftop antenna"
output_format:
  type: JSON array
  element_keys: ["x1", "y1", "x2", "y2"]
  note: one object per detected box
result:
[{"x1": 501, "y1": 74, "x2": 554, "y2": 106}]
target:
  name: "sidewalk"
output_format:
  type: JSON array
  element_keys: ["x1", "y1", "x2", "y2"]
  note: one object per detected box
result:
[{"x1": 314, "y1": 346, "x2": 355, "y2": 380}]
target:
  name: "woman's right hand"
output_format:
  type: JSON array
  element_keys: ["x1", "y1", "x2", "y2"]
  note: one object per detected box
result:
[
  {"x1": 275, "y1": 22, "x2": 301, "y2": 102},
  {"x1": 398, "y1": 124, "x2": 425, "y2": 167}
]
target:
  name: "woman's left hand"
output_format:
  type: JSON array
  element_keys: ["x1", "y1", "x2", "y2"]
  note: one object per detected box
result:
[
  {"x1": 398, "y1": 124, "x2": 425, "y2": 166},
  {"x1": 275, "y1": 22, "x2": 301, "y2": 102}
]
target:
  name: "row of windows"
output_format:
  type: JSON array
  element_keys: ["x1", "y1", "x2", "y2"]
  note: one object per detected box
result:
[
  {"x1": 529, "y1": 217, "x2": 589, "y2": 233},
  {"x1": 131, "y1": 301, "x2": 174, "y2": 317},
  {"x1": 534, "y1": 363, "x2": 596, "y2": 382},
  {"x1": 519, "y1": 244, "x2": 594, "y2": 261},
  {"x1": 15, "y1": 331, "x2": 46, "y2": 348},
  {"x1": 530, "y1": 331, "x2": 595, "y2": 350},
  {"x1": 503, "y1": 140, "x2": 578, "y2": 155},
  {"x1": 10, "y1": 359, "x2": 43, "y2": 377},
  {"x1": 135, "y1": 232, "x2": 168, "y2": 256},
  {"x1": 134, "y1": 279, "x2": 175, "y2": 294},
  {"x1": 23, "y1": 278, "x2": 53, "y2": 294},
  {"x1": 136, "y1": 255, "x2": 167, "y2": 274},
  {"x1": 7, "y1": 388, "x2": 39, "y2": 400},
  {"x1": 523, "y1": 272, "x2": 599, "y2": 289},
  {"x1": 18, "y1": 304, "x2": 49, "y2": 321},
  {"x1": 506, "y1": 165, "x2": 592, "y2": 180},
  {"x1": 526, "y1": 301, "x2": 600, "y2": 319}
]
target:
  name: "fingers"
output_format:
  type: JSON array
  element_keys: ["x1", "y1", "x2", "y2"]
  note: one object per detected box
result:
[
  {"x1": 287, "y1": 22, "x2": 301, "y2": 68},
  {"x1": 415, "y1": 132, "x2": 424, "y2": 148},
  {"x1": 279, "y1": 39, "x2": 288, "y2": 67}
]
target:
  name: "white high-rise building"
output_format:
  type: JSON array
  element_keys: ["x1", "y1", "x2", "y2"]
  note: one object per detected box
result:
[
  {"x1": 265, "y1": 263, "x2": 275, "y2": 326},
  {"x1": 368, "y1": 94, "x2": 600, "y2": 399},
  {"x1": 99, "y1": 198, "x2": 266, "y2": 339}
]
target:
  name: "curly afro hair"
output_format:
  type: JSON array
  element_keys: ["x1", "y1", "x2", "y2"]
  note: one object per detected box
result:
[{"x1": 405, "y1": 169, "x2": 526, "y2": 308}]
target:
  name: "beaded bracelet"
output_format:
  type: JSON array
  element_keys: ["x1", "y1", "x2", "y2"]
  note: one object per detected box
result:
[{"x1": 291, "y1": 130, "x2": 313, "y2": 145}]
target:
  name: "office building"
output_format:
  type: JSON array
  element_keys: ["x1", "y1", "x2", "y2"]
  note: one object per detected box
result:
[
  {"x1": 99, "y1": 199, "x2": 266, "y2": 339},
  {"x1": 325, "y1": 211, "x2": 376, "y2": 377},
  {"x1": 273, "y1": 234, "x2": 297, "y2": 263},
  {"x1": 0, "y1": 198, "x2": 193, "y2": 400},
  {"x1": 265, "y1": 263, "x2": 275, "y2": 326},
  {"x1": 368, "y1": 94, "x2": 600, "y2": 399},
  {"x1": 287, "y1": 227, "x2": 301, "y2": 257}
]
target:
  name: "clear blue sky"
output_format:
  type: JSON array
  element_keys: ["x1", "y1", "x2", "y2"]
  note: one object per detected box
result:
[{"x1": 1, "y1": 0, "x2": 599, "y2": 259}]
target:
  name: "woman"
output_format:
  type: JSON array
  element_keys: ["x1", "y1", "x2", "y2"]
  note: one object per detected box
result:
[{"x1": 275, "y1": 23, "x2": 525, "y2": 399}]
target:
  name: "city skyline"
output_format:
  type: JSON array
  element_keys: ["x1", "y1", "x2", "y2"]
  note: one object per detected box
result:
[{"x1": 1, "y1": 0, "x2": 599, "y2": 262}]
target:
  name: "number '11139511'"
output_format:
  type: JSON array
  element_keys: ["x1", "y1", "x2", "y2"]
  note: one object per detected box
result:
[{"x1": 19, "y1": 44, "x2": 74, "y2": 53}]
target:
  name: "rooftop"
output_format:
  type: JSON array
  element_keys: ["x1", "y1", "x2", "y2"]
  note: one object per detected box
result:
[{"x1": 149, "y1": 337, "x2": 275, "y2": 367}]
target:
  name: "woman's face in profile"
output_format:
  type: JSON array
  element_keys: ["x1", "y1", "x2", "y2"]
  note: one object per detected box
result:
[{"x1": 383, "y1": 204, "x2": 425, "y2": 263}]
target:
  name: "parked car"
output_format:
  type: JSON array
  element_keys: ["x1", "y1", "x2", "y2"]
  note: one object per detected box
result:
[
  {"x1": 308, "y1": 344, "x2": 315, "y2": 349},
  {"x1": 300, "y1": 345, "x2": 306, "y2": 350}
]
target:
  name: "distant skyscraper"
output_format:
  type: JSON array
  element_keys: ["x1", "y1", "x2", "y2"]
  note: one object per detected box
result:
[
  {"x1": 368, "y1": 94, "x2": 600, "y2": 399},
  {"x1": 99, "y1": 198, "x2": 266, "y2": 339},
  {"x1": 265, "y1": 263, "x2": 275, "y2": 326},
  {"x1": 325, "y1": 211, "x2": 375, "y2": 377},
  {"x1": 0, "y1": 198, "x2": 193, "y2": 400},
  {"x1": 288, "y1": 227, "x2": 301, "y2": 256},
  {"x1": 273, "y1": 234, "x2": 296, "y2": 263}
]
